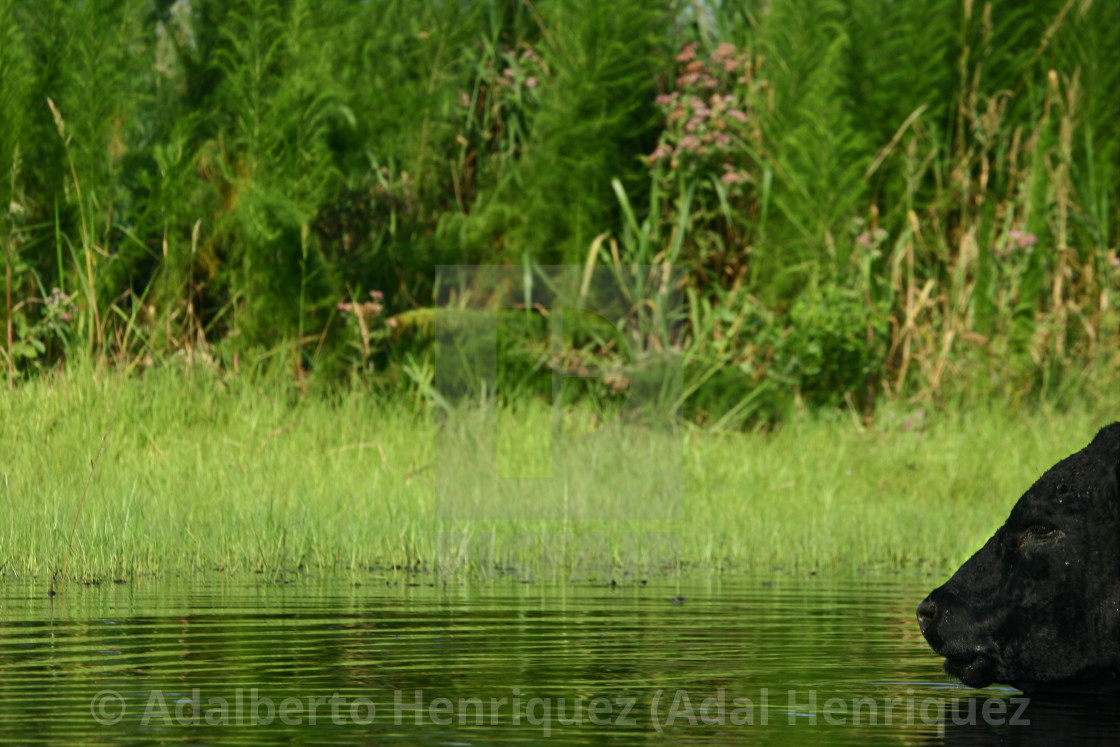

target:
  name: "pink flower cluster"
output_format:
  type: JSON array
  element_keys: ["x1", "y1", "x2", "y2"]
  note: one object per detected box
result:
[
  {"x1": 338, "y1": 290, "x2": 385, "y2": 318},
  {"x1": 855, "y1": 229, "x2": 888, "y2": 248},
  {"x1": 1007, "y1": 229, "x2": 1038, "y2": 249},
  {"x1": 458, "y1": 45, "x2": 545, "y2": 111},
  {"x1": 648, "y1": 42, "x2": 753, "y2": 185},
  {"x1": 720, "y1": 164, "x2": 750, "y2": 184},
  {"x1": 992, "y1": 228, "x2": 1039, "y2": 258},
  {"x1": 46, "y1": 286, "x2": 76, "y2": 324}
]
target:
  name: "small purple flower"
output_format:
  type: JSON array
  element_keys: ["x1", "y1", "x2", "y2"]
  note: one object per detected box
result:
[
  {"x1": 856, "y1": 232, "x2": 873, "y2": 248},
  {"x1": 675, "y1": 42, "x2": 698, "y2": 63},
  {"x1": 525, "y1": 77, "x2": 538, "y2": 88},
  {"x1": 688, "y1": 96, "x2": 710, "y2": 117},
  {"x1": 370, "y1": 290, "x2": 384, "y2": 301},
  {"x1": 999, "y1": 229, "x2": 1039, "y2": 253},
  {"x1": 503, "y1": 67, "x2": 515, "y2": 78},
  {"x1": 713, "y1": 43, "x2": 737, "y2": 61},
  {"x1": 1007, "y1": 229, "x2": 1035, "y2": 249},
  {"x1": 720, "y1": 170, "x2": 750, "y2": 185},
  {"x1": 725, "y1": 109, "x2": 748, "y2": 123},
  {"x1": 676, "y1": 72, "x2": 700, "y2": 88},
  {"x1": 678, "y1": 134, "x2": 700, "y2": 152},
  {"x1": 655, "y1": 94, "x2": 673, "y2": 106}
]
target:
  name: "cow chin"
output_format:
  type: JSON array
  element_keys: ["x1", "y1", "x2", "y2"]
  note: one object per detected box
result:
[{"x1": 943, "y1": 654, "x2": 997, "y2": 689}]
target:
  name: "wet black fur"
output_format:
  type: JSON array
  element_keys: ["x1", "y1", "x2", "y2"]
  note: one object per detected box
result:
[{"x1": 917, "y1": 423, "x2": 1120, "y2": 694}]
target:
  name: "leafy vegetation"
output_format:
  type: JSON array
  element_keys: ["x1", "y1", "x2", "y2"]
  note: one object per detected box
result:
[{"x1": 0, "y1": 0, "x2": 1117, "y2": 423}]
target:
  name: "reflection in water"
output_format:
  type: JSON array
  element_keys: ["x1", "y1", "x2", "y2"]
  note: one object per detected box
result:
[
  {"x1": 927, "y1": 694, "x2": 1120, "y2": 746},
  {"x1": 0, "y1": 573, "x2": 1114, "y2": 745}
]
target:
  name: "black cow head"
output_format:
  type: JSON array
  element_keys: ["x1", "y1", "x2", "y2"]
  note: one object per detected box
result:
[{"x1": 917, "y1": 423, "x2": 1120, "y2": 694}]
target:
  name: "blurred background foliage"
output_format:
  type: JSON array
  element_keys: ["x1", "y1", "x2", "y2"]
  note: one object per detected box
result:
[{"x1": 1, "y1": 0, "x2": 1117, "y2": 425}]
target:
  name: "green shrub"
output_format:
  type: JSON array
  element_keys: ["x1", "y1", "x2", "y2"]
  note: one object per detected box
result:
[{"x1": 776, "y1": 285, "x2": 886, "y2": 409}]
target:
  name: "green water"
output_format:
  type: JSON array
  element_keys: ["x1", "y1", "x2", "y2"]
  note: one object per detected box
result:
[{"x1": 0, "y1": 572, "x2": 1114, "y2": 745}]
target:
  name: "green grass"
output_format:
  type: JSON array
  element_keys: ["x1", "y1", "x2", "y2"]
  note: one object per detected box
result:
[{"x1": 3, "y1": 368, "x2": 1116, "y2": 582}]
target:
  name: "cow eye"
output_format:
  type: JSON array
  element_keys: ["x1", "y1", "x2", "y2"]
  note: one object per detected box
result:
[{"x1": 1026, "y1": 524, "x2": 1058, "y2": 539}]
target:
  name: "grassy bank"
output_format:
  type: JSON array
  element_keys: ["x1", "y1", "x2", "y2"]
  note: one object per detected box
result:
[{"x1": 2, "y1": 369, "x2": 1116, "y2": 581}]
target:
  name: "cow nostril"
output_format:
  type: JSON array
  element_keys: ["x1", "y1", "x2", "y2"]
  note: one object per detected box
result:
[{"x1": 916, "y1": 598, "x2": 938, "y2": 631}]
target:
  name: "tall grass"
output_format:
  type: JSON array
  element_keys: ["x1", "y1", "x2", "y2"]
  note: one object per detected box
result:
[
  {"x1": 1, "y1": 366, "x2": 1116, "y2": 580},
  {"x1": 0, "y1": 0, "x2": 1116, "y2": 419}
]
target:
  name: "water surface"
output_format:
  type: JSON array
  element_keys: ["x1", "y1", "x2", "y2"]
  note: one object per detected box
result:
[{"x1": 0, "y1": 571, "x2": 1115, "y2": 745}]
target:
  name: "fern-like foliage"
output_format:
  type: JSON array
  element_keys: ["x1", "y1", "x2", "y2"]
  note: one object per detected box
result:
[
  {"x1": 484, "y1": 0, "x2": 668, "y2": 265},
  {"x1": 748, "y1": 0, "x2": 871, "y2": 298},
  {"x1": 0, "y1": 0, "x2": 28, "y2": 223}
]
